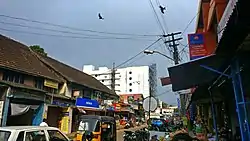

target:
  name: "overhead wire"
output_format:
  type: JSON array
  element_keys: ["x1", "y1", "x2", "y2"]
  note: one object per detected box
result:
[
  {"x1": 0, "y1": 27, "x2": 157, "y2": 41},
  {"x1": 148, "y1": 0, "x2": 166, "y2": 35},
  {"x1": 115, "y1": 38, "x2": 161, "y2": 68},
  {"x1": 177, "y1": 12, "x2": 199, "y2": 61},
  {"x1": 0, "y1": 14, "x2": 159, "y2": 37},
  {"x1": 0, "y1": 21, "x2": 155, "y2": 40}
]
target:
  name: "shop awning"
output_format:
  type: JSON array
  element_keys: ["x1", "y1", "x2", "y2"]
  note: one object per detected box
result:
[
  {"x1": 216, "y1": 0, "x2": 250, "y2": 54},
  {"x1": 168, "y1": 55, "x2": 229, "y2": 91}
]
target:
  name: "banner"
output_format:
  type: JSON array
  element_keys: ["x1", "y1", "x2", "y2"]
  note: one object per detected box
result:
[
  {"x1": 44, "y1": 79, "x2": 58, "y2": 89},
  {"x1": 188, "y1": 33, "x2": 207, "y2": 60}
]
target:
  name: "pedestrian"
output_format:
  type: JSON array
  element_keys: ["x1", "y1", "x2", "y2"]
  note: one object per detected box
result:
[{"x1": 40, "y1": 118, "x2": 49, "y2": 127}]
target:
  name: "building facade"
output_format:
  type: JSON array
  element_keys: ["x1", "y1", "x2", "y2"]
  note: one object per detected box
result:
[
  {"x1": 83, "y1": 64, "x2": 157, "y2": 98},
  {"x1": 0, "y1": 34, "x2": 117, "y2": 134}
]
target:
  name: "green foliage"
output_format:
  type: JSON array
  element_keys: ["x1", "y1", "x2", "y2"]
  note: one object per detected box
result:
[
  {"x1": 162, "y1": 102, "x2": 168, "y2": 108},
  {"x1": 29, "y1": 45, "x2": 47, "y2": 56}
]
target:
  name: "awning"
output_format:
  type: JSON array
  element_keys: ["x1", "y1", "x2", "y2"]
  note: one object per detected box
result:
[
  {"x1": 216, "y1": 0, "x2": 250, "y2": 54},
  {"x1": 168, "y1": 55, "x2": 229, "y2": 91}
]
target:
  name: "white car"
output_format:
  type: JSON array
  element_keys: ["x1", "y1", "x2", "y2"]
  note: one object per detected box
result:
[{"x1": 0, "y1": 126, "x2": 71, "y2": 141}]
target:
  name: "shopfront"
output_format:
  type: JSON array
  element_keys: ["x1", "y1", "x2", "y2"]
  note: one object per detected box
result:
[
  {"x1": 1, "y1": 86, "x2": 46, "y2": 127},
  {"x1": 45, "y1": 98, "x2": 74, "y2": 134}
]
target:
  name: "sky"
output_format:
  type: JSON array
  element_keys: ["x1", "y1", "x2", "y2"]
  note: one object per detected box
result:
[{"x1": 0, "y1": 0, "x2": 198, "y2": 105}]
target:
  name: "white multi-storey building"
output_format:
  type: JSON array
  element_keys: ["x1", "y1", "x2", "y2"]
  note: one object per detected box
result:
[{"x1": 83, "y1": 65, "x2": 157, "y2": 98}]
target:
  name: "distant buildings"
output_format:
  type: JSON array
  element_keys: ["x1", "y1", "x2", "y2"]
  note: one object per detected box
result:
[{"x1": 83, "y1": 64, "x2": 157, "y2": 99}]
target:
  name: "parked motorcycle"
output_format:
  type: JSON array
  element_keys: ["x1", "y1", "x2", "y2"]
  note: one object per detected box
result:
[
  {"x1": 123, "y1": 131, "x2": 136, "y2": 141},
  {"x1": 123, "y1": 128, "x2": 149, "y2": 141}
]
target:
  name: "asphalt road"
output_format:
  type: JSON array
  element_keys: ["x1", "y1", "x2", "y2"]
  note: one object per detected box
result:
[{"x1": 116, "y1": 125, "x2": 147, "y2": 141}]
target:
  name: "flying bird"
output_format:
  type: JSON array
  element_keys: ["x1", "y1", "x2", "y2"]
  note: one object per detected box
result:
[
  {"x1": 159, "y1": 5, "x2": 166, "y2": 14},
  {"x1": 98, "y1": 13, "x2": 104, "y2": 20}
]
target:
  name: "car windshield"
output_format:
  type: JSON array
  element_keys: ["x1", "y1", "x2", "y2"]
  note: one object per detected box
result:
[
  {"x1": 78, "y1": 120, "x2": 98, "y2": 132},
  {"x1": 0, "y1": 130, "x2": 11, "y2": 141}
]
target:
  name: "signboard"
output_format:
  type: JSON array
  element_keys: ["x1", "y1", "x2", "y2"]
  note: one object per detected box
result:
[
  {"x1": 44, "y1": 79, "x2": 58, "y2": 89},
  {"x1": 188, "y1": 33, "x2": 207, "y2": 60},
  {"x1": 76, "y1": 98, "x2": 99, "y2": 108},
  {"x1": 160, "y1": 77, "x2": 171, "y2": 86},
  {"x1": 52, "y1": 100, "x2": 71, "y2": 107},
  {"x1": 217, "y1": 0, "x2": 238, "y2": 42}
]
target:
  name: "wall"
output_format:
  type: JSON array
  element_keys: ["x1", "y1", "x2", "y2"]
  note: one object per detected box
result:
[
  {"x1": 24, "y1": 76, "x2": 34, "y2": 87},
  {"x1": 83, "y1": 65, "x2": 151, "y2": 98},
  {"x1": 0, "y1": 71, "x2": 3, "y2": 80}
]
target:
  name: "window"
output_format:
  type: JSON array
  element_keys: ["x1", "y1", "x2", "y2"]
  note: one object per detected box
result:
[
  {"x1": 35, "y1": 78, "x2": 44, "y2": 89},
  {"x1": 95, "y1": 74, "x2": 98, "y2": 77},
  {"x1": 129, "y1": 77, "x2": 132, "y2": 80},
  {"x1": 0, "y1": 130, "x2": 11, "y2": 141},
  {"x1": 25, "y1": 130, "x2": 46, "y2": 141},
  {"x1": 129, "y1": 89, "x2": 132, "y2": 92},
  {"x1": 102, "y1": 80, "x2": 104, "y2": 82},
  {"x1": 17, "y1": 131, "x2": 24, "y2": 141},
  {"x1": 129, "y1": 83, "x2": 132, "y2": 86},
  {"x1": 104, "y1": 75, "x2": 107, "y2": 78},
  {"x1": 95, "y1": 121, "x2": 101, "y2": 132},
  {"x1": 48, "y1": 130, "x2": 68, "y2": 141},
  {"x1": 44, "y1": 86, "x2": 58, "y2": 94},
  {"x1": 2, "y1": 71, "x2": 24, "y2": 84},
  {"x1": 129, "y1": 71, "x2": 132, "y2": 74}
]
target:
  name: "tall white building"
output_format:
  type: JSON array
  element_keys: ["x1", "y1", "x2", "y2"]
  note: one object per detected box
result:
[{"x1": 83, "y1": 64, "x2": 157, "y2": 98}]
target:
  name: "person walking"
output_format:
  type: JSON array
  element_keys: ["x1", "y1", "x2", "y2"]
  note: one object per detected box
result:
[{"x1": 40, "y1": 118, "x2": 49, "y2": 127}]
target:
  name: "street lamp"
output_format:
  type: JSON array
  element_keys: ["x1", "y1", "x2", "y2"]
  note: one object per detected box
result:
[{"x1": 144, "y1": 50, "x2": 175, "y2": 61}]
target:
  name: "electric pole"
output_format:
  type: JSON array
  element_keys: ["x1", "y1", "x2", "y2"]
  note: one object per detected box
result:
[
  {"x1": 163, "y1": 32, "x2": 182, "y2": 65},
  {"x1": 164, "y1": 32, "x2": 186, "y2": 116},
  {"x1": 111, "y1": 63, "x2": 116, "y2": 92}
]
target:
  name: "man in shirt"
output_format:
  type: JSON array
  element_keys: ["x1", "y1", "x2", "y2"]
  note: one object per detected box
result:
[{"x1": 40, "y1": 118, "x2": 49, "y2": 127}]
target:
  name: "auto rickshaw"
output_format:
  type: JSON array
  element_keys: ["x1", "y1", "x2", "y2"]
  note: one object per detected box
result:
[{"x1": 76, "y1": 115, "x2": 116, "y2": 141}]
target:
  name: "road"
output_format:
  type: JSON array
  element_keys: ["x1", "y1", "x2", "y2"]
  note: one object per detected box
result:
[{"x1": 117, "y1": 125, "x2": 147, "y2": 141}]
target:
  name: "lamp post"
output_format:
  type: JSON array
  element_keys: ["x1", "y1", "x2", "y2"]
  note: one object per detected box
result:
[{"x1": 144, "y1": 50, "x2": 175, "y2": 61}]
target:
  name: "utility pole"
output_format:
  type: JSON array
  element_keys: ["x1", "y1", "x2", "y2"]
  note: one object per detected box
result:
[
  {"x1": 163, "y1": 32, "x2": 182, "y2": 65},
  {"x1": 111, "y1": 63, "x2": 116, "y2": 92},
  {"x1": 164, "y1": 32, "x2": 186, "y2": 116}
]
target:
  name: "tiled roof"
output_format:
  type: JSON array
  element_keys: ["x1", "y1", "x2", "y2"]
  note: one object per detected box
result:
[
  {"x1": 37, "y1": 53, "x2": 117, "y2": 97},
  {"x1": 0, "y1": 34, "x2": 63, "y2": 82}
]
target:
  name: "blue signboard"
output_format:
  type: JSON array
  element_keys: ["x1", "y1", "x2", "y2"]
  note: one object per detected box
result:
[
  {"x1": 177, "y1": 98, "x2": 180, "y2": 110},
  {"x1": 76, "y1": 98, "x2": 99, "y2": 108},
  {"x1": 188, "y1": 34, "x2": 204, "y2": 45}
]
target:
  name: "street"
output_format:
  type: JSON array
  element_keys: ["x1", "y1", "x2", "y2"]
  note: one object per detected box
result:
[{"x1": 117, "y1": 125, "x2": 147, "y2": 141}]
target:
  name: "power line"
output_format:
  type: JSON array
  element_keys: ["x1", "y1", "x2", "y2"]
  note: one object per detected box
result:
[
  {"x1": 115, "y1": 38, "x2": 161, "y2": 68},
  {"x1": 0, "y1": 14, "x2": 159, "y2": 37},
  {"x1": 180, "y1": 12, "x2": 199, "y2": 37},
  {"x1": 0, "y1": 21, "x2": 155, "y2": 41},
  {"x1": 124, "y1": 41, "x2": 163, "y2": 67},
  {"x1": 148, "y1": 0, "x2": 166, "y2": 35},
  {"x1": 0, "y1": 27, "x2": 157, "y2": 41}
]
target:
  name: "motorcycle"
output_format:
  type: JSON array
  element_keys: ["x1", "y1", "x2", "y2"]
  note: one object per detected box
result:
[{"x1": 123, "y1": 131, "x2": 136, "y2": 141}]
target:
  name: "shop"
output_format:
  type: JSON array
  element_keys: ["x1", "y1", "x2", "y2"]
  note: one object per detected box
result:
[
  {"x1": 45, "y1": 96, "x2": 74, "y2": 134},
  {"x1": 1, "y1": 83, "x2": 46, "y2": 127}
]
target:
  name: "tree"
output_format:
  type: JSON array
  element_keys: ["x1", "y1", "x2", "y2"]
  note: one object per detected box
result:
[
  {"x1": 29, "y1": 45, "x2": 47, "y2": 56},
  {"x1": 162, "y1": 102, "x2": 168, "y2": 108}
]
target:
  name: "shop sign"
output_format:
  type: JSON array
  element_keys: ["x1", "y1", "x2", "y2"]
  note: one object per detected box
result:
[
  {"x1": 75, "y1": 98, "x2": 99, "y2": 108},
  {"x1": 52, "y1": 100, "x2": 70, "y2": 107},
  {"x1": 217, "y1": 0, "x2": 238, "y2": 42},
  {"x1": 188, "y1": 33, "x2": 207, "y2": 60},
  {"x1": 44, "y1": 79, "x2": 58, "y2": 89}
]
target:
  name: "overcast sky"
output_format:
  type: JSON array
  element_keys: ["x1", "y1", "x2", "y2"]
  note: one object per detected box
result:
[{"x1": 0, "y1": 0, "x2": 198, "y2": 105}]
